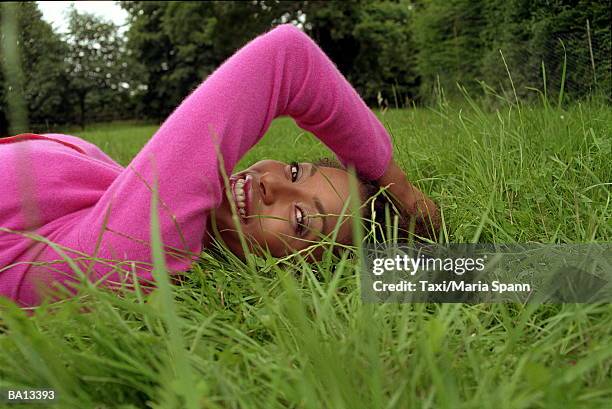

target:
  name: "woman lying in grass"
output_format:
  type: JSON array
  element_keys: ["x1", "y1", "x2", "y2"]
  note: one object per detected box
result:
[{"x1": 0, "y1": 24, "x2": 439, "y2": 307}]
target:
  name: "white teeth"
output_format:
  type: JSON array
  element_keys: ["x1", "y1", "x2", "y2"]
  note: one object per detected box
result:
[{"x1": 232, "y1": 176, "x2": 248, "y2": 217}]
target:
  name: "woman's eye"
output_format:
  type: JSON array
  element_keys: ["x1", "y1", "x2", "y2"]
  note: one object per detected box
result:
[{"x1": 290, "y1": 162, "x2": 300, "y2": 182}]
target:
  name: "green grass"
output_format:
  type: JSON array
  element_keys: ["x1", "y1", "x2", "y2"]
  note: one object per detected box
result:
[{"x1": 1, "y1": 97, "x2": 611, "y2": 409}]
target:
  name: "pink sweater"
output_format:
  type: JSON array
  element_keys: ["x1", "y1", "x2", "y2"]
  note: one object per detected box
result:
[{"x1": 0, "y1": 24, "x2": 391, "y2": 307}]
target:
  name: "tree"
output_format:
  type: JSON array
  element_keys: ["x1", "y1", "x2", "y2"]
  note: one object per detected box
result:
[
  {"x1": 119, "y1": 1, "x2": 175, "y2": 119},
  {"x1": 0, "y1": 2, "x2": 69, "y2": 136},
  {"x1": 412, "y1": 0, "x2": 486, "y2": 102},
  {"x1": 64, "y1": 7, "x2": 129, "y2": 127},
  {"x1": 413, "y1": 0, "x2": 611, "y2": 103},
  {"x1": 120, "y1": 1, "x2": 294, "y2": 119},
  {"x1": 351, "y1": 0, "x2": 419, "y2": 106}
]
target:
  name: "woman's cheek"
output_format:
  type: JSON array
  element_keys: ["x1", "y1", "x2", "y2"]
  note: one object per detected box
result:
[{"x1": 256, "y1": 219, "x2": 293, "y2": 253}]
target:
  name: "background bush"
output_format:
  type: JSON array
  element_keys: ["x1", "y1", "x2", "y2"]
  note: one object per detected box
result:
[{"x1": 1, "y1": 0, "x2": 610, "y2": 134}]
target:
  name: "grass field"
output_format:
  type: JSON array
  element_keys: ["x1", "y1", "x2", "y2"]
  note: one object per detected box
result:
[{"x1": 1, "y1": 97, "x2": 611, "y2": 409}]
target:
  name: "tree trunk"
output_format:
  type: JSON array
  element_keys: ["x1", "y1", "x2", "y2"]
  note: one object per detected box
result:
[
  {"x1": 0, "y1": 110, "x2": 9, "y2": 137},
  {"x1": 78, "y1": 92, "x2": 86, "y2": 129}
]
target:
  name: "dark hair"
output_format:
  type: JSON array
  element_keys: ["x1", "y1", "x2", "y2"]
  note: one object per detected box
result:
[{"x1": 314, "y1": 158, "x2": 438, "y2": 243}]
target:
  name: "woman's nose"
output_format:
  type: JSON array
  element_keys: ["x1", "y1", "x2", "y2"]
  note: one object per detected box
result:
[{"x1": 258, "y1": 172, "x2": 298, "y2": 206}]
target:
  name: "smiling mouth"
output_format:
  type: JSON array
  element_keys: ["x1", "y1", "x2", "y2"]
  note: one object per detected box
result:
[{"x1": 230, "y1": 174, "x2": 252, "y2": 223}]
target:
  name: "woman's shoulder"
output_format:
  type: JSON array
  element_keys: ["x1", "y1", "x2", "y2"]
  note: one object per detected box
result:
[
  {"x1": 41, "y1": 133, "x2": 122, "y2": 167},
  {"x1": 0, "y1": 132, "x2": 122, "y2": 170},
  {"x1": 40, "y1": 133, "x2": 100, "y2": 154}
]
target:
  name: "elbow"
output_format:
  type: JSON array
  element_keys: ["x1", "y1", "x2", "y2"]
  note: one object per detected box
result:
[{"x1": 264, "y1": 23, "x2": 312, "y2": 51}]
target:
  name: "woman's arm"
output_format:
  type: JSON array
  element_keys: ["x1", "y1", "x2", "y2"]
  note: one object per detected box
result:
[
  {"x1": 196, "y1": 23, "x2": 393, "y2": 179},
  {"x1": 73, "y1": 24, "x2": 393, "y2": 273}
]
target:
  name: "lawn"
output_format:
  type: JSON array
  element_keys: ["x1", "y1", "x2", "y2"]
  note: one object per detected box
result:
[{"x1": 1, "y1": 97, "x2": 611, "y2": 409}]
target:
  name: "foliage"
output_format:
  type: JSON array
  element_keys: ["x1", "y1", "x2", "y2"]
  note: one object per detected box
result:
[
  {"x1": 64, "y1": 6, "x2": 134, "y2": 127},
  {"x1": 0, "y1": 2, "x2": 69, "y2": 135},
  {"x1": 1, "y1": 1, "x2": 610, "y2": 130},
  {"x1": 414, "y1": 0, "x2": 611, "y2": 103},
  {"x1": 412, "y1": 0, "x2": 486, "y2": 101},
  {"x1": 0, "y1": 3, "x2": 139, "y2": 134}
]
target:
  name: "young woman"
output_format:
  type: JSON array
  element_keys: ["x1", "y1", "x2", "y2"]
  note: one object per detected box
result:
[{"x1": 0, "y1": 24, "x2": 439, "y2": 308}]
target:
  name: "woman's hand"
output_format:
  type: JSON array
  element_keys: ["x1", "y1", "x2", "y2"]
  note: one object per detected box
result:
[{"x1": 377, "y1": 159, "x2": 440, "y2": 239}]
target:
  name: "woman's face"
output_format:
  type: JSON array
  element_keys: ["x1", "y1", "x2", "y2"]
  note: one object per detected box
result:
[{"x1": 212, "y1": 160, "x2": 355, "y2": 258}]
